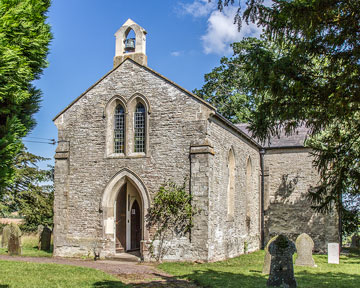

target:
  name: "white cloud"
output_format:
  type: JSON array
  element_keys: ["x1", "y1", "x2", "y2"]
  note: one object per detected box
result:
[
  {"x1": 201, "y1": 7, "x2": 262, "y2": 55},
  {"x1": 180, "y1": 1, "x2": 263, "y2": 55},
  {"x1": 179, "y1": 0, "x2": 215, "y2": 18},
  {"x1": 171, "y1": 51, "x2": 182, "y2": 57}
]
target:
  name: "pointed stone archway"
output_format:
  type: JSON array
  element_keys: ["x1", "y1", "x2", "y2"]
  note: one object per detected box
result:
[{"x1": 101, "y1": 168, "x2": 150, "y2": 257}]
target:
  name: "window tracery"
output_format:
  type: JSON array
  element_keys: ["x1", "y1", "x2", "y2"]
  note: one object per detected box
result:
[
  {"x1": 134, "y1": 103, "x2": 146, "y2": 153},
  {"x1": 114, "y1": 104, "x2": 125, "y2": 154}
]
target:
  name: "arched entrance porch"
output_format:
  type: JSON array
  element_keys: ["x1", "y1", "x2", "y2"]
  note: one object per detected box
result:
[
  {"x1": 115, "y1": 181, "x2": 142, "y2": 252},
  {"x1": 101, "y1": 168, "x2": 150, "y2": 257}
]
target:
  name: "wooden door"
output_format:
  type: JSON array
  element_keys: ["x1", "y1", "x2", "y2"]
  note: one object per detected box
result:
[
  {"x1": 130, "y1": 200, "x2": 141, "y2": 250},
  {"x1": 116, "y1": 184, "x2": 126, "y2": 252}
]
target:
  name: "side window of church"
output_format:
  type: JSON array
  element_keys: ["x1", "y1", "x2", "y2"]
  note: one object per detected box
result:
[
  {"x1": 134, "y1": 103, "x2": 146, "y2": 153},
  {"x1": 114, "y1": 104, "x2": 125, "y2": 153}
]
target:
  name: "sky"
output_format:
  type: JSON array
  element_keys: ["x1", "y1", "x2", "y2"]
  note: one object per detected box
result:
[{"x1": 26, "y1": 0, "x2": 261, "y2": 168}]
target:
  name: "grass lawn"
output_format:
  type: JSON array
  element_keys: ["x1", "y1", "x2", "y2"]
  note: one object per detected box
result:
[
  {"x1": 0, "y1": 234, "x2": 52, "y2": 257},
  {"x1": 158, "y1": 249, "x2": 360, "y2": 288},
  {"x1": 0, "y1": 260, "x2": 127, "y2": 288}
]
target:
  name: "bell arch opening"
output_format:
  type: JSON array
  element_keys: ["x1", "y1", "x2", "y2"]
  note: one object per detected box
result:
[{"x1": 124, "y1": 28, "x2": 136, "y2": 53}]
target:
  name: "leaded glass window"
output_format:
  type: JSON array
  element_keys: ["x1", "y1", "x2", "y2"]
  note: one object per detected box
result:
[
  {"x1": 114, "y1": 104, "x2": 125, "y2": 153},
  {"x1": 134, "y1": 103, "x2": 145, "y2": 153}
]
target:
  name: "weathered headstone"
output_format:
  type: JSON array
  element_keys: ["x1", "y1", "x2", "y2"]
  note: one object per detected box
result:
[
  {"x1": 7, "y1": 223, "x2": 21, "y2": 256},
  {"x1": 295, "y1": 233, "x2": 316, "y2": 267},
  {"x1": 350, "y1": 235, "x2": 359, "y2": 248},
  {"x1": 262, "y1": 235, "x2": 278, "y2": 274},
  {"x1": 38, "y1": 225, "x2": 51, "y2": 251},
  {"x1": 37, "y1": 224, "x2": 44, "y2": 250},
  {"x1": 267, "y1": 234, "x2": 297, "y2": 288},
  {"x1": 1, "y1": 225, "x2": 11, "y2": 248},
  {"x1": 328, "y1": 243, "x2": 339, "y2": 264},
  {"x1": 37, "y1": 225, "x2": 44, "y2": 237}
]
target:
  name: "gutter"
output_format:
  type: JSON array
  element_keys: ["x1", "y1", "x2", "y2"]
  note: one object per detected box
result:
[{"x1": 264, "y1": 145, "x2": 306, "y2": 150}]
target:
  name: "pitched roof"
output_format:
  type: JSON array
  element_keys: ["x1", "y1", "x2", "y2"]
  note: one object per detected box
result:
[
  {"x1": 235, "y1": 123, "x2": 310, "y2": 149},
  {"x1": 52, "y1": 58, "x2": 216, "y2": 122},
  {"x1": 52, "y1": 58, "x2": 308, "y2": 150},
  {"x1": 52, "y1": 58, "x2": 261, "y2": 149}
]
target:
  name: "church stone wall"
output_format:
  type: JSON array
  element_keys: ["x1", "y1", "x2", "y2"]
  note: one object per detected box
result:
[
  {"x1": 53, "y1": 60, "x2": 214, "y2": 260},
  {"x1": 206, "y1": 117, "x2": 261, "y2": 261},
  {"x1": 263, "y1": 148, "x2": 339, "y2": 252},
  {"x1": 53, "y1": 58, "x2": 338, "y2": 261}
]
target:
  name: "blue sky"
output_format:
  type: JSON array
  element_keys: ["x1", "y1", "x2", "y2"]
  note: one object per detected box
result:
[{"x1": 26, "y1": 0, "x2": 261, "y2": 168}]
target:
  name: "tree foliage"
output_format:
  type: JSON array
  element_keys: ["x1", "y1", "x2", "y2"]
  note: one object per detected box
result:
[
  {"x1": 205, "y1": 1, "x2": 359, "y2": 222},
  {"x1": 193, "y1": 52, "x2": 257, "y2": 123},
  {"x1": 0, "y1": 0, "x2": 52, "y2": 190},
  {"x1": 146, "y1": 181, "x2": 198, "y2": 261},
  {"x1": 0, "y1": 147, "x2": 54, "y2": 231}
]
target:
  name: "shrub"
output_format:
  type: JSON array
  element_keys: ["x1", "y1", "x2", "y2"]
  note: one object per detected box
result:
[{"x1": 146, "y1": 181, "x2": 199, "y2": 261}]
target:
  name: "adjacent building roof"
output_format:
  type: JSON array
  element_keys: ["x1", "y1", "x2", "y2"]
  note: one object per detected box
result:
[{"x1": 236, "y1": 123, "x2": 310, "y2": 149}]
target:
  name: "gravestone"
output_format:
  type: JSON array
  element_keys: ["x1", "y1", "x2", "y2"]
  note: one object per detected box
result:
[
  {"x1": 350, "y1": 235, "x2": 359, "y2": 248},
  {"x1": 267, "y1": 234, "x2": 297, "y2": 288},
  {"x1": 37, "y1": 225, "x2": 44, "y2": 236},
  {"x1": 7, "y1": 223, "x2": 21, "y2": 256},
  {"x1": 37, "y1": 224, "x2": 44, "y2": 250},
  {"x1": 328, "y1": 243, "x2": 339, "y2": 264},
  {"x1": 295, "y1": 233, "x2": 316, "y2": 267},
  {"x1": 38, "y1": 225, "x2": 51, "y2": 251},
  {"x1": 262, "y1": 235, "x2": 278, "y2": 274},
  {"x1": 1, "y1": 225, "x2": 11, "y2": 248}
]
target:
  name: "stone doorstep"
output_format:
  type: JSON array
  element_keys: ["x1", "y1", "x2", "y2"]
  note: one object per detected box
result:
[{"x1": 105, "y1": 252, "x2": 141, "y2": 263}]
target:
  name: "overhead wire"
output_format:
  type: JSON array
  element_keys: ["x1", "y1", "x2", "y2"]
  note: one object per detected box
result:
[
  {"x1": 23, "y1": 136, "x2": 56, "y2": 145},
  {"x1": 23, "y1": 140, "x2": 56, "y2": 145},
  {"x1": 25, "y1": 136, "x2": 55, "y2": 141}
]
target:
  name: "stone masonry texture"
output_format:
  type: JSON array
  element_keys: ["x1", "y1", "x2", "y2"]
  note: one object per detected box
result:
[
  {"x1": 53, "y1": 59, "x2": 338, "y2": 261},
  {"x1": 263, "y1": 148, "x2": 339, "y2": 252}
]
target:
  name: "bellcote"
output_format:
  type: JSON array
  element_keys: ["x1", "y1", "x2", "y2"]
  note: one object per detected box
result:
[{"x1": 114, "y1": 19, "x2": 147, "y2": 67}]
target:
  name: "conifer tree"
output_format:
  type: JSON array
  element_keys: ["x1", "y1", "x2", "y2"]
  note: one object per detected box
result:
[
  {"x1": 202, "y1": 1, "x2": 359, "y2": 233},
  {"x1": 0, "y1": 0, "x2": 52, "y2": 190}
]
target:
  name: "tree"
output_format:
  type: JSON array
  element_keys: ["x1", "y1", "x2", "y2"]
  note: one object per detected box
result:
[
  {"x1": 193, "y1": 52, "x2": 256, "y2": 123},
  {"x1": 0, "y1": 0, "x2": 52, "y2": 190},
  {"x1": 0, "y1": 146, "x2": 54, "y2": 231},
  {"x1": 146, "y1": 181, "x2": 198, "y2": 261},
  {"x1": 197, "y1": 36, "x2": 360, "y2": 237},
  {"x1": 204, "y1": 1, "x2": 359, "y2": 218}
]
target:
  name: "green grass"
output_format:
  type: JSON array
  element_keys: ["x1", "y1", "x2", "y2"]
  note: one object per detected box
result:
[
  {"x1": 158, "y1": 249, "x2": 360, "y2": 288},
  {"x1": 0, "y1": 234, "x2": 53, "y2": 257},
  {"x1": 0, "y1": 260, "x2": 127, "y2": 288}
]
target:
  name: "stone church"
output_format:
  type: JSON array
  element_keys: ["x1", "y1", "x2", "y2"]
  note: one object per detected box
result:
[{"x1": 53, "y1": 19, "x2": 338, "y2": 261}]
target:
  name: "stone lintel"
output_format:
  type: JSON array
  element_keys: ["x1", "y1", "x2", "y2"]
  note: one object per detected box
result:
[
  {"x1": 190, "y1": 145, "x2": 215, "y2": 155},
  {"x1": 55, "y1": 152, "x2": 69, "y2": 160},
  {"x1": 55, "y1": 140, "x2": 70, "y2": 159}
]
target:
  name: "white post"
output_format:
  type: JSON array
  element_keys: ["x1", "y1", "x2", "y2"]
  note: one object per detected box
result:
[{"x1": 328, "y1": 243, "x2": 340, "y2": 264}]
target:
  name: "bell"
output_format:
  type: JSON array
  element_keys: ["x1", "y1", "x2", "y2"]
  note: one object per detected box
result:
[{"x1": 124, "y1": 38, "x2": 135, "y2": 52}]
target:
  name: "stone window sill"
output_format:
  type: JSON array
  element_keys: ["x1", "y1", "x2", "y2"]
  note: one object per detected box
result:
[
  {"x1": 130, "y1": 152, "x2": 146, "y2": 158},
  {"x1": 106, "y1": 152, "x2": 148, "y2": 159}
]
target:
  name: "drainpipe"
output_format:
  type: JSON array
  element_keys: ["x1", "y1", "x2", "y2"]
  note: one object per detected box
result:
[{"x1": 260, "y1": 149, "x2": 266, "y2": 249}]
